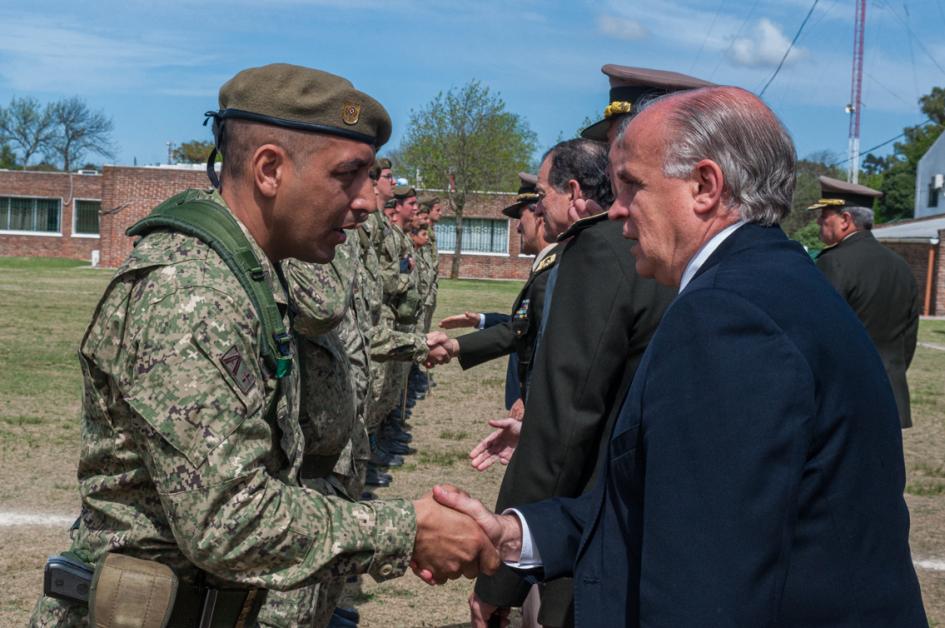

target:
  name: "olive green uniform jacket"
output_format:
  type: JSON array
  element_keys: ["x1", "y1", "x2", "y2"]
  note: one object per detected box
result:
[{"x1": 816, "y1": 230, "x2": 919, "y2": 428}]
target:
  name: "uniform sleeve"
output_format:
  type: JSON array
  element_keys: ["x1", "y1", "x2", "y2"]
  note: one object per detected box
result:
[
  {"x1": 282, "y1": 258, "x2": 351, "y2": 339},
  {"x1": 121, "y1": 284, "x2": 416, "y2": 591},
  {"x1": 367, "y1": 322, "x2": 429, "y2": 363}
]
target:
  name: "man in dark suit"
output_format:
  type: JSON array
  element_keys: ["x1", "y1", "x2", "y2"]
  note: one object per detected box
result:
[
  {"x1": 432, "y1": 86, "x2": 926, "y2": 626},
  {"x1": 812, "y1": 176, "x2": 920, "y2": 428}
]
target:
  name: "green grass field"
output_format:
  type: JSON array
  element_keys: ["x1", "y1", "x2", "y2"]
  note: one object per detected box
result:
[{"x1": 0, "y1": 256, "x2": 942, "y2": 625}]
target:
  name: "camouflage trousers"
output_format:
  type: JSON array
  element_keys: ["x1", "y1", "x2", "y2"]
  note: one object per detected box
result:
[
  {"x1": 257, "y1": 578, "x2": 346, "y2": 628},
  {"x1": 30, "y1": 596, "x2": 88, "y2": 627},
  {"x1": 366, "y1": 359, "x2": 397, "y2": 433}
]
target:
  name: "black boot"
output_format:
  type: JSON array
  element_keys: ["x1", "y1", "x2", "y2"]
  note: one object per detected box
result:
[{"x1": 365, "y1": 465, "x2": 391, "y2": 487}]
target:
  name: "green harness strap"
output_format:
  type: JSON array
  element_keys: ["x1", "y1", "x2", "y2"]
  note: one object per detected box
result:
[{"x1": 126, "y1": 190, "x2": 293, "y2": 378}]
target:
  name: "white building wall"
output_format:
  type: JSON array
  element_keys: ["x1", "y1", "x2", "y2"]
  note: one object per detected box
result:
[{"x1": 915, "y1": 132, "x2": 945, "y2": 219}]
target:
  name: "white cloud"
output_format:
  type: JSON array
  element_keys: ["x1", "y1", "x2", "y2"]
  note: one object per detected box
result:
[
  {"x1": 727, "y1": 18, "x2": 807, "y2": 68},
  {"x1": 597, "y1": 15, "x2": 649, "y2": 41},
  {"x1": 0, "y1": 13, "x2": 204, "y2": 94}
]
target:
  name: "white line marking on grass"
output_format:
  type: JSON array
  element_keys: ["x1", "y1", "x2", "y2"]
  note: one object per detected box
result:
[
  {"x1": 918, "y1": 342, "x2": 945, "y2": 352},
  {"x1": 1, "y1": 510, "x2": 943, "y2": 574},
  {"x1": 914, "y1": 559, "x2": 945, "y2": 572},
  {"x1": 0, "y1": 512, "x2": 75, "y2": 527}
]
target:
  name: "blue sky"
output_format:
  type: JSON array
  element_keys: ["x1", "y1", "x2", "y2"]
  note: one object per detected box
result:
[{"x1": 1, "y1": 0, "x2": 943, "y2": 174}]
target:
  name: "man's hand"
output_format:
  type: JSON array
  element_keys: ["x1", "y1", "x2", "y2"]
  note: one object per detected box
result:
[
  {"x1": 411, "y1": 492, "x2": 500, "y2": 585},
  {"x1": 424, "y1": 332, "x2": 459, "y2": 368},
  {"x1": 508, "y1": 397, "x2": 525, "y2": 420},
  {"x1": 469, "y1": 418, "x2": 522, "y2": 471},
  {"x1": 430, "y1": 485, "x2": 523, "y2": 563},
  {"x1": 439, "y1": 311, "x2": 481, "y2": 329},
  {"x1": 469, "y1": 591, "x2": 509, "y2": 628}
]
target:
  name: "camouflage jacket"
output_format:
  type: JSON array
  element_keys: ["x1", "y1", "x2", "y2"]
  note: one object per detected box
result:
[
  {"x1": 375, "y1": 214, "x2": 417, "y2": 304},
  {"x1": 358, "y1": 215, "x2": 428, "y2": 363},
  {"x1": 61, "y1": 192, "x2": 415, "y2": 592},
  {"x1": 284, "y1": 238, "x2": 372, "y2": 493}
]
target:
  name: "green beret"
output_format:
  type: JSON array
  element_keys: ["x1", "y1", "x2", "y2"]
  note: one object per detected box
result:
[
  {"x1": 393, "y1": 185, "x2": 417, "y2": 200},
  {"x1": 213, "y1": 63, "x2": 392, "y2": 148}
]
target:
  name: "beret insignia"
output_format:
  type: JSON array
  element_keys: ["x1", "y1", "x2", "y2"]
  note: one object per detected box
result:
[{"x1": 342, "y1": 102, "x2": 361, "y2": 125}]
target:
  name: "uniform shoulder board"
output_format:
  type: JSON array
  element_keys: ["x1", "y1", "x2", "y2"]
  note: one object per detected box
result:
[
  {"x1": 556, "y1": 211, "x2": 609, "y2": 241},
  {"x1": 535, "y1": 253, "x2": 557, "y2": 273}
]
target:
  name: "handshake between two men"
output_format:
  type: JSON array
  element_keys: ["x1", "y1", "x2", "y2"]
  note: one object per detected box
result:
[{"x1": 410, "y1": 485, "x2": 523, "y2": 585}]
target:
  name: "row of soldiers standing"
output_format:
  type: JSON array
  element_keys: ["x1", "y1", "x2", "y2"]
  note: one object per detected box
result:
[{"x1": 261, "y1": 160, "x2": 443, "y2": 625}]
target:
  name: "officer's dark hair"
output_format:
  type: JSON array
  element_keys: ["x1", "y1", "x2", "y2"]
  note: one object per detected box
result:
[
  {"x1": 542, "y1": 138, "x2": 614, "y2": 208},
  {"x1": 219, "y1": 119, "x2": 325, "y2": 186}
]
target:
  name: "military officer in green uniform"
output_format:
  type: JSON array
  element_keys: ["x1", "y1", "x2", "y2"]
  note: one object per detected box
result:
[
  {"x1": 812, "y1": 176, "x2": 920, "y2": 428},
  {"x1": 30, "y1": 63, "x2": 497, "y2": 628},
  {"x1": 434, "y1": 173, "x2": 559, "y2": 410}
]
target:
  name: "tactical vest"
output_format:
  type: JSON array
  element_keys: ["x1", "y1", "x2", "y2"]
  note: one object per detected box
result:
[{"x1": 126, "y1": 190, "x2": 293, "y2": 378}]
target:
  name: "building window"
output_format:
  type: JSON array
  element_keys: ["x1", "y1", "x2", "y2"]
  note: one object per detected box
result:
[
  {"x1": 74, "y1": 200, "x2": 101, "y2": 236},
  {"x1": 929, "y1": 180, "x2": 940, "y2": 209},
  {"x1": 0, "y1": 196, "x2": 61, "y2": 234},
  {"x1": 435, "y1": 217, "x2": 508, "y2": 254}
]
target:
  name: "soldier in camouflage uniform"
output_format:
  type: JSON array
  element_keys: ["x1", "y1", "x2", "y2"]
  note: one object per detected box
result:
[
  {"x1": 30, "y1": 64, "x2": 496, "y2": 628},
  {"x1": 260, "y1": 235, "x2": 371, "y2": 627},
  {"x1": 373, "y1": 188, "x2": 427, "y2": 457}
]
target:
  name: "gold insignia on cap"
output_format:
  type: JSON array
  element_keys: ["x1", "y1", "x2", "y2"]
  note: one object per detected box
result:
[
  {"x1": 603, "y1": 100, "x2": 634, "y2": 119},
  {"x1": 342, "y1": 102, "x2": 361, "y2": 125}
]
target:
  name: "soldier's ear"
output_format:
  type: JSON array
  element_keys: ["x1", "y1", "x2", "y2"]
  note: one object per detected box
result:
[{"x1": 252, "y1": 143, "x2": 288, "y2": 198}]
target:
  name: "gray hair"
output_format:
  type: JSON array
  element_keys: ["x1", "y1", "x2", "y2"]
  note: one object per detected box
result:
[
  {"x1": 845, "y1": 205, "x2": 874, "y2": 230},
  {"x1": 541, "y1": 138, "x2": 614, "y2": 208},
  {"x1": 617, "y1": 87, "x2": 797, "y2": 226}
]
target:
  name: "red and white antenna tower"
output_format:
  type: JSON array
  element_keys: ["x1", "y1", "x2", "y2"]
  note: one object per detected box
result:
[{"x1": 846, "y1": 0, "x2": 867, "y2": 183}]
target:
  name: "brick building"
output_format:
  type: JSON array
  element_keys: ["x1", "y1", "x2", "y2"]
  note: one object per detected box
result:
[
  {"x1": 873, "y1": 215, "x2": 945, "y2": 315},
  {"x1": 0, "y1": 167, "x2": 532, "y2": 279}
]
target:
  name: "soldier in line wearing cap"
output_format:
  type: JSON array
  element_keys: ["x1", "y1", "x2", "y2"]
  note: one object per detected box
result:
[
  {"x1": 261, "y1": 185, "x2": 384, "y2": 626},
  {"x1": 405, "y1": 199, "x2": 439, "y2": 402},
  {"x1": 812, "y1": 176, "x2": 920, "y2": 428},
  {"x1": 376, "y1": 187, "x2": 429, "y2": 460},
  {"x1": 467, "y1": 66, "x2": 710, "y2": 628},
  {"x1": 30, "y1": 63, "x2": 497, "y2": 627}
]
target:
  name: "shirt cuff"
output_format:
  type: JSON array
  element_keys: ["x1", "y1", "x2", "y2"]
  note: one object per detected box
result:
[
  {"x1": 477, "y1": 313, "x2": 486, "y2": 330},
  {"x1": 501, "y1": 508, "x2": 543, "y2": 568}
]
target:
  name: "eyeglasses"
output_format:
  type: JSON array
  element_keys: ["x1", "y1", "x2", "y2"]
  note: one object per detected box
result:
[{"x1": 380, "y1": 173, "x2": 394, "y2": 180}]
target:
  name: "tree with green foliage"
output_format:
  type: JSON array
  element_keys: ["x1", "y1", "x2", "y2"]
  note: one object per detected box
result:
[
  {"x1": 172, "y1": 140, "x2": 216, "y2": 164},
  {"x1": 0, "y1": 142, "x2": 17, "y2": 169},
  {"x1": 865, "y1": 86, "x2": 944, "y2": 223},
  {"x1": 780, "y1": 151, "x2": 843, "y2": 252},
  {"x1": 397, "y1": 80, "x2": 537, "y2": 278}
]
